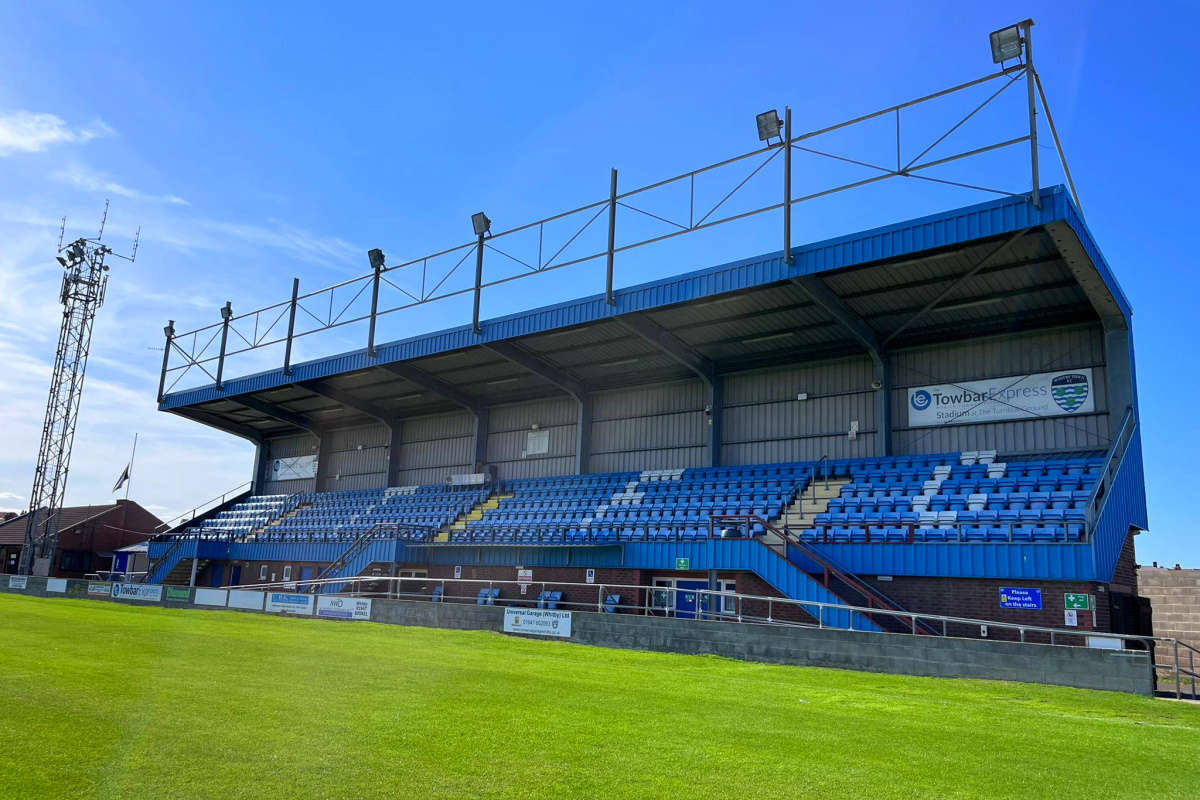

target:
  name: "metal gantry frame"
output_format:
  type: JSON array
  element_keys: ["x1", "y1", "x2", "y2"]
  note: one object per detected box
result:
[
  {"x1": 21, "y1": 207, "x2": 139, "y2": 575},
  {"x1": 158, "y1": 21, "x2": 1080, "y2": 400}
]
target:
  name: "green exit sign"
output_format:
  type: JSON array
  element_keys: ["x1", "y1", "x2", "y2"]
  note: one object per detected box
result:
[
  {"x1": 1064, "y1": 593, "x2": 1091, "y2": 610},
  {"x1": 675, "y1": 557, "x2": 690, "y2": 571}
]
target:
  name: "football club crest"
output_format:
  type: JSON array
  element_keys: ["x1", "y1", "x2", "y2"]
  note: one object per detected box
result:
[{"x1": 1051, "y1": 373, "x2": 1089, "y2": 413}]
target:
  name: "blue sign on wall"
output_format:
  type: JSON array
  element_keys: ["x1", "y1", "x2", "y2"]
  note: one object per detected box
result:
[{"x1": 999, "y1": 587, "x2": 1043, "y2": 610}]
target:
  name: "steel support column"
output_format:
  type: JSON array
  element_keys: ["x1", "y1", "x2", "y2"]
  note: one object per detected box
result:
[
  {"x1": 472, "y1": 235, "x2": 485, "y2": 333},
  {"x1": 606, "y1": 168, "x2": 618, "y2": 305},
  {"x1": 783, "y1": 107, "x2": 793, "y2": 266},
  {"x1": 368, "y1": 263, "x2": 382, "y2": 357},
  {"x1": 614, "y1": 314, "x2": 722, "y2": 467},
  {"x1": 1023, "y1": 19, "x2": 1040, "y2": 209},
  {"x1": 482, "y1": 341, "x2": 591, "y2": 473},
  {"x1": 215, "y1": 301, "x2": 232, "y2": 390},
  {"x1": 284, "y1": 278, "x2": 299, "y2": 375},
  {"x1": 790, "y1": 275, "x2": 890, "y2": 456},
  {"x1": 157, "y1": 320, "x2": 174, "y2": 403}
]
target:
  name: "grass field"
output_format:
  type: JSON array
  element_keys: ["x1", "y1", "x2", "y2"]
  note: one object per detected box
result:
[{"x1": 0, "y1": 595, "x2": 1197, "y2": 799}]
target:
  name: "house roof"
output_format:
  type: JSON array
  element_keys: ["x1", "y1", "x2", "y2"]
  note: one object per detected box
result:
[{"x1": 0, "y1": 501, "x2": 161, "y2": 546}]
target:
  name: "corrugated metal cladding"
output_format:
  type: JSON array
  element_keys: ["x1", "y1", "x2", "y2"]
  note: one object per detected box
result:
[
  {"x1": 487, "y1": 397, "x2": 578, "y2": 480},
  {"x1": 1092, "y1": 428, "x2": 1147, "y2": 581},
  {"x1": 317, "y1": 422, "x2": 390, "y2": 492},
  {"x1": 393, "y1": 411, "x2": 473, "y2": 486},
  {"x1": 889, "y1": 324, "x2": 1110, "y2": 455},
  {"x1": 589, "y1": 380, "x2": 707, "y2": 472},
  {"x1": 260, "y1": 433, "x2": 318, "y2": 494},
  {"x1": 722, "y1": 357, "x2": 878, "y2": 465}
]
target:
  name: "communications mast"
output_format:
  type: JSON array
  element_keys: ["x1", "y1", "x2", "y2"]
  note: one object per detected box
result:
[{"x1": 19, "y1": 205, "x2": 138, "y2": 575}]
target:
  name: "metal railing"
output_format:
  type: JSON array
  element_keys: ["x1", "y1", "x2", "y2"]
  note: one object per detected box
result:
[
  {"x1": 222, "y1": 573, "x2": 1197, "y2": 700},
  {"x1": 1085, "y1": 407, "x2": 1135, "y2": 531},
  {"x1": 158, "y1": 53, "x2": 1076, "y2": 398},
  {"x1": 155, "y1": 482, "x2": 254, "y2": 532}
]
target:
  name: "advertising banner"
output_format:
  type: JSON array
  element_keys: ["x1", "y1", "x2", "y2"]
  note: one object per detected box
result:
[
  {"x1": 266, "y1": 592, "x2": 314, "y2": 615},
  {"x1": 45, "y1": 578, "x2": 67, "y2": 593},
  {"x1": 165, "y1": 586, "x2": 192, "y2": 602},
  {"x1": 8, "y1": 576, "x2": 27, "y2": 589},
  {"x1": 88, "y1": 582, "x2": 111, "y2": 596},
  {"x1": 111, "y1": 583, "x2": 164, "y2": 602},
  {"x1": 194, "y1": 588, "x2": 229, "y2": 607},
  {"x1": 316, "y1": 596, "x2": 372, "y2": 620},
  {"x1": 270, "y1": 455, "x2": 317, "y2": 481},
  {"x1": 502, "y1": 608, "x2": 572, "y2": 638},
  {"x1": 907, "y1": 368, "x2": 1095, "y2": 427},
  {"x1": 227, "y1": 590, "x2": 265, "y2": 610}
]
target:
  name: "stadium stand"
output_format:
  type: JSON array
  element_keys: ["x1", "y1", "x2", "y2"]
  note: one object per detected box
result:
[{"x1": 148, "y1": 187, "x2": 1151, "y2": 640}]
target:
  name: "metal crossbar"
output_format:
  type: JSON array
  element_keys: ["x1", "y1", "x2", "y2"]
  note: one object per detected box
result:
[{"x1": 159, "y1": 59, "x2": 1070, "y2": 397}]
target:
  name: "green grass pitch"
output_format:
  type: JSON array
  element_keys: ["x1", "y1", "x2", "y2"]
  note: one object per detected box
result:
[{"x1": 0, "y1": 594, "x2": 1197, "y2": 799}]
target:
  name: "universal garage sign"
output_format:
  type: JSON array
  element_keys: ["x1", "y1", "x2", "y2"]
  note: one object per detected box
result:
[{"x1": 907, "y1": 368, "x2": 1094, "y2": 427}]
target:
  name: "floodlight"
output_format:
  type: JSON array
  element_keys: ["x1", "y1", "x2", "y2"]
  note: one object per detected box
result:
[
  {"x1": 56, "y1": 255, "x2": 68, "y2": 267},
  {"x1": 756, "y1": 109, "x2": 782, "y2": 142},
  {"x1": 367, "y1": 248, "x2": 386, "y2": 270},
  {"x1": 220, "y1": 301, "x2": 233, "y2": 320},
  {"x1": 989, "y1": 24, "x2": 1023, "y2": 63},
  {"x1": 471, "y1": 212, "x2": 491, "y2": 237},
  {"x1": 164, "y1": 321, "x2": 175, "y2": 338}
]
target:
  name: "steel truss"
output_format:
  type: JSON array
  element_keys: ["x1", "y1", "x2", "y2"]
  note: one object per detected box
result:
[
  {"x1": 160, "y1": 42, "x2": 1080, "y2": 399},
  {"x1": 20, "y1": 210, "x2": 138, "y2": 575}
]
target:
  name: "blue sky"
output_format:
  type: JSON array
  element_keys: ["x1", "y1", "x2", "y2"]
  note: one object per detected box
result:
[{"x1": 0, "y1": 1, "x2": 1196, "y2": 565}]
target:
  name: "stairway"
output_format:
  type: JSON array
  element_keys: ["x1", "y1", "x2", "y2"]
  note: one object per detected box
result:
[
  {"x1": 252, "y1": 503, "x2": 310, "y2": 540},
  {"x1": 775, "y1": 477, "x2": 851, "y2": 531},
  {"x1": 438, "y1": 493, "x2": 511, "y2": 542}
]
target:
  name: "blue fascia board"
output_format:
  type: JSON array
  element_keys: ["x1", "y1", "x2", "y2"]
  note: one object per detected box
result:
[
  {"x1": 163, "y1": 186, "x2": 1126, "y2": 411},
  {"x1": 790, "y1": 541, "x2": 1098, "y2": 581}
]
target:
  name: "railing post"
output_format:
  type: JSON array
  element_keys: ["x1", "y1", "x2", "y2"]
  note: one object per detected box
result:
[
  {"x1": 472, "y1": 235, "x2": 485, "y2": 333},
  {"x1": 284, "y1": 278, "x2": 298, "y2": 374},
  {"x1": 1023, "y1": 20, "x2": 1040, "y2": 209},
  {"x1": 1176, "y1": 640, "x2": 1182, "y2": 700},
  {"x1": 215, "y1": 301, "x2": 232, "y2": 390},
  {"x1": 157, "y1": 320, "x2": 174, "y2": 403},
  {"x1": 605, "y1": 168, "x2": 617, "y2": 305},
  {"x1": 783, "y1": 107, "x2": 793, "y2": 266},
  {"x1": 368, "y1": 257, "x2": 382, "y2": 357}
]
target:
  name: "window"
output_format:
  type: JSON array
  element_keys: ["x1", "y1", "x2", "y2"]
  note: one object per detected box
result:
[
  {"x1": 282, "y1": 565, "x2": 293, "y2": 581},
  {"x1": 718, "y1": 580, "x2": 738, "y2": 615},
  {"x1": 59, "y1": 550, "x2": 91, "y2": 572},
  {"x1": 259, "y1": 564, "x2": 268, "y2": 581}
]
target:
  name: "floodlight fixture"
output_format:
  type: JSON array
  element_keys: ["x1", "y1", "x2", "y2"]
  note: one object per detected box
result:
[
  {"x1": 989, "y1": 23, "x2": 1024, "y2": 64},
  {"x1": 367, "y1": 248, "x2": 386, "y2": 271},
  {"x1": 164, "y1": 321, "x2": 175, "y2": 338},
  {"x1": 756, "y1": 109, "x2": 783, "y2": 143},
  {"x1": 220, "y1": 301, "x2": 233, "y2": 320},
  {"x1": 471, "y1": 212, "x2": 491, "y2": 237},
  {"x1": 56, "y1": 255, "x2": 68, "y2": 267}
]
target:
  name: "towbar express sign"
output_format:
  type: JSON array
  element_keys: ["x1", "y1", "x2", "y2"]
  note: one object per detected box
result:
[{"x1": 907, "y1": 368, "x2": 1095, "y2": 427}]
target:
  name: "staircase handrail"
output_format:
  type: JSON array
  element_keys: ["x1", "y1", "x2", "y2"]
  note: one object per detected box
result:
[
  {"x1": 1085, "y1": 407, "x2": 1136, "y2": 532},
  {"x1": 154, "y1": 482, "x2": 253, "y2": 532},
  {"x1": 710, "y1": 513, "x2": 925, "y2": 623}
]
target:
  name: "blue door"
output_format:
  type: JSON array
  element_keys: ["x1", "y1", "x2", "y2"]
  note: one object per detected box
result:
[
  {"x1": 298, "y1": 566, "x2": 314, "y2": 588},
  {"x1": 230, "y1": 565, "x2": 242, "y2": 586},
  {"x1": 209, "y1": 563, "x2": 225, "y2": 587},
  {"x1": 675, "y1": 580, "x2": 711, "y2": 620}
]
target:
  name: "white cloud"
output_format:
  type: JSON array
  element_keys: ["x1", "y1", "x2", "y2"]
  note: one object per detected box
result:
[
  {"x1": 52, "y1": 164, "x2": 189, "y2": 206},
  {"x1": 0, "y1": 110, "x2": 114, "y2": 156}
]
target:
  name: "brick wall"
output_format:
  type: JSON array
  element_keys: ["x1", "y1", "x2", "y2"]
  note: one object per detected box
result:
[
  {"x1": 860, "y1": 575, "x2": 1112, "y2": 643},
  {"x1": 1111, "y1": 532, "x2": 1139, "y2": 593},
  {"x1": 1139, "y1": 567, "x2": 1200, "y2": 670}
]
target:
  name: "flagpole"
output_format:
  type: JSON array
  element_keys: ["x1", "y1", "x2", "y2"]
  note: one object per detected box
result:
[{"x1": 125, "y1": 433, "x2": 138, "y2": 501}]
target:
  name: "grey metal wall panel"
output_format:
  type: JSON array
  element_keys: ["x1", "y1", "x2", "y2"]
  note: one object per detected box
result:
[
  {"x1": 891, "y1": 324, "x2": 1104, "y2": 387},
  {"x1": 723, "y1": 433, "x2": 878, "y2": 465},
  {"x1": 592, "y1": 380, "x2": 705, "y2": 420},
  {"x1": 722, "y1": 357, "x2": 877, "y2": 466},
  {"x1": 588, "y1": 380, "x2": 708, "y2": 473},
  {"x1": 391, "y1": 411, "x2": 475, "y2": 487},
  {"x1": 261, "y1": 433, "x2": 318, "y2": 494},
  {"x1": 489, "y1": 397, "x2": 576, "y2": 429},
  {"x1": 401, "y1": 411, "x2": 475, "y2": 442},
  {"x1": 724, "y1": 355, "x2": 875, "y2": 404},
  {"x1": 317, "y1": 422, "x2": 390, "y2": 492},
  {"x1": 394, "y1": 465, "x2": 471, "y2": 487},
  {"x1": 589, "y1": 446, "x2": 707, "y2": 473},
  {"x1": 484, "y1": 397, "x2": 578, "y2": 480},
  {"x1": 889, "y1": 324, "x2": 1110, "y2": 455}
]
